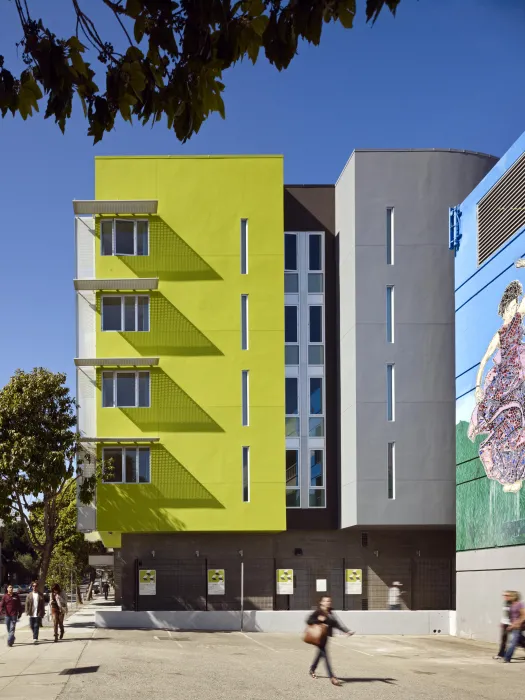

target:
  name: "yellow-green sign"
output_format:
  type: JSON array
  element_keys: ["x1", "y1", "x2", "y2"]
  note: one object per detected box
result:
[
  {"x1": 345, "y1": 569, "x2": 362, "y2": 595},
  {"x1": 276, "y1": 569, "x2": 293, "y2": 595},
  {"x1": 207, "y1": 569, "x2": 225, "y2": 595},
  {"x1": 139, "y1": 569, "x2": 156, "y2": 596}
]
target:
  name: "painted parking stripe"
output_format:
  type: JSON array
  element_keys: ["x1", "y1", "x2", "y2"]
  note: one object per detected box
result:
[{"x1": 239, "y1": 632, "x2": 277, "y2": 652}]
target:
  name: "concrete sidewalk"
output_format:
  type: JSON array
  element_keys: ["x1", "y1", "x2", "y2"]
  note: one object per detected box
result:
[{"x1": 0, "y1": 596, "x2": 116, "y2": 699}]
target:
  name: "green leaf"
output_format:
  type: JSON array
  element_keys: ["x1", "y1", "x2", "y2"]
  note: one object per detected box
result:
[
  {"x1": 134, "y1": 15, "x2": 146, "y2": 44},
  {"x1": 70, "y1": 50, "x2": 89, "y2": 78},
  {"x1": 126, "y1": 0, "x2": 143, "y2": 19},
  {"x1": 251, "y1": 16, "x2": 269, "y2": 37},
  {"x1": 67, "y1": 36, "x2": 85, "y2": 53},
  {"x1": 17, "y1": 73, "x2": 42, "y2": 119},
  {"x1": 339, "y1": 7, "x2": 355, "y2": 29}
]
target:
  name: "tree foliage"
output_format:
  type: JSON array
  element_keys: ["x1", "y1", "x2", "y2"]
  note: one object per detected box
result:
[
  {"x1": 0, "y1": 1, "x2": 401, "y2": 143},
  {"x1": 0, "y1": 368, "x2": 100, "y2": 589}
]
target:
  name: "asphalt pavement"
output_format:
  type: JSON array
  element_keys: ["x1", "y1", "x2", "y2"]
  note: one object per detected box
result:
[{"x1": 0, "y1": 598, "x2": 522, "y2": 700}]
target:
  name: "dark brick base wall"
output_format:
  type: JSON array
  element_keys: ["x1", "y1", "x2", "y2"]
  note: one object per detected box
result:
[{"x1": 119, "y1": 529, "x2": 455, "y2": 612}]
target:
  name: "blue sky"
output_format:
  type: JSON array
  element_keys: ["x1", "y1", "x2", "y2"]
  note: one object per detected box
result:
[{"x1": 1, "y1": 0, "x2": 525, "y2": 391}]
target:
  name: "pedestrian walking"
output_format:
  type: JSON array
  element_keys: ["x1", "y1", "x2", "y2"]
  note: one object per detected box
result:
[
  {"x1": 493, "y1": 591, "x2": 525, "y2": 659},
  {"x1": 50, "y1": 584, "x2": 67, "y2": 642},
  {"x1": 102, "y1": 581, "x2": 110, "y2": 600},
  {"x1": 305, "y1": 595, "x2": 355, "y2": 686},
  {"x1": 503, "y1": 591, "x2": 525, "y2": 663},
  {"x1": 25, "y1": 580, "x2": 46, "y2": 644},
  {"x1": 0, "y1": 584, "x2": 22, "y2": 647},
  {"x1": 388, "y1": 581, "x2": 403, "y2": 610}
]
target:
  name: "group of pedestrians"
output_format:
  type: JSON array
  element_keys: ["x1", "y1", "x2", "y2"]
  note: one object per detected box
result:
[
  {"x1": 495, "y1": 590, "x2": 525, "y2": 663},
  {"x1": 0, "y1": 580, "x2": 68, "y2": 647}
]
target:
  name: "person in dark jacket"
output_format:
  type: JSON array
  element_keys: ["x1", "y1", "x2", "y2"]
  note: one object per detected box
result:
[
  {"x1": 306, "y1": 596, "x2": 355, "y2": 686},
  {"x1": 0, "y1": 584, "x2": 23, "y2": 647}
]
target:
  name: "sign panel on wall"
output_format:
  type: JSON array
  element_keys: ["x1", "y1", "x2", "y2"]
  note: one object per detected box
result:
[
  {"x1": 316, "y1": 579, "x2": 327, "y2": 592},
  {"x1": 207, "y1": 569, "x2": 226, "y2": 595},
  {"x1": 138, "y1": 569, "x2": 156, "y2": 596},
  {"x1": 276, "y1": 569, "x2": 294, "y2": 595},
  {"x1": 345, "y1": 569, "x2": 362, "y2": 595}
]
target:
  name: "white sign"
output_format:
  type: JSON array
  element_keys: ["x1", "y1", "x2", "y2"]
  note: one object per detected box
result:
[
  {"x1": 139, "y1": 569, "x2": 156, "y2": 596},
  {"x1": 345, "y1": 569, "x2": 362, "y2": 595},
  {"x1": 207, "y1": 569, "x2": 226, "y2": 595},
  {"x1": 316, "y1": 579, "x2": 327, "y2": 592},
  {"x1": 276, "y1": 569, "x2": 293, "y2": 595}
]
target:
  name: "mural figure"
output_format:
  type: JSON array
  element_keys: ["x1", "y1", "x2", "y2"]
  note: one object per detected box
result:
[{"x1": 468, "y1": 259, "x2": 525, "y2": 493}]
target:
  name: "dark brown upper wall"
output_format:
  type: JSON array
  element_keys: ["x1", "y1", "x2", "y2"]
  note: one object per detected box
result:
[{"x1": 284, "y1": 186, "x2": 338, "y2": 531}]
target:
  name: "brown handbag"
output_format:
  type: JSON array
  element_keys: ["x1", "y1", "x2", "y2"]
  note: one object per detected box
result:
[{"x1": 304, "y1": 623, "x2": 328, "y2": 646}]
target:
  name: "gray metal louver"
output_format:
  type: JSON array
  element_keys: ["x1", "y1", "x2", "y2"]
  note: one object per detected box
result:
[{"x1": 477, "y1": 152, "x2": 525, "y2": 265}]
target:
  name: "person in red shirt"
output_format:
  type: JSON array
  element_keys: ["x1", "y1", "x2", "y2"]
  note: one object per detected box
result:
[{"x1": 0, "y1": 584, "x2": 23, "y2": 647}]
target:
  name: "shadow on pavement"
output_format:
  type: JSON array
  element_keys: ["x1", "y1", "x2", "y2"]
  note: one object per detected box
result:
[{"x1": 340, "y1": 677, "x2": 397, "y2": 685}]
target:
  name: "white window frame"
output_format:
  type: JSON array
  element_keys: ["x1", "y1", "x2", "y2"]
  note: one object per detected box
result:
[
  {"x1": 241, "y1": 219, "x2": 248, "y2": 274},
  {"x1": 101, "y1": 295, "x2": 150, "y2": 332},
  {"x1": 387, "y1": 364, "x2": 395, "y2": 421},
  {"x1": 242, "y1": 446, "x2": 250, "y2": 503},
  {"x1": 241, "y1": 370, "x2": 249, "y2": 426},
  {"x1": 100, "y1": 218, "x2": 149, "y2": 256},
  {"x1": 386, "y1": 286, "x2": 394, "y2": 343},
  {"x1": 102, "y1": 446, "x2": 151, "y2": 484},
  {"x1": 388, "y1": 442, "x2": 396, "y2": 500},
  {"x1": 102, "y1": 370, "x2": 151, "y2": 408},
  {"x1": 241, "y1": 294, "x2": 249, "y2": 350},
  {"x1": 308, "y1": 448, "x2": 325, "y2": 509},
  {"x1": 285, "y1": 448, "x2": 301, "y2": 508},
  {"x1": 386, "y1": 208, "x2": 394, "y2": 265}
]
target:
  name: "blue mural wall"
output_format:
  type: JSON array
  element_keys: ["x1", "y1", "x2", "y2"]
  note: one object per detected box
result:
[{"x1": 455, "y1": 132, "x2": 525, "y2": 551}]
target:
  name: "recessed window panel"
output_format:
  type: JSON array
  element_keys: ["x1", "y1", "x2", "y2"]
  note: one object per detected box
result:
[
  {"x1": 309, "y1": 489, "x2": 325, "y2": 508},
  {"x1": 309, "y1": 378, "x2": 322, "y2": 415},
  {"x1": 308, "y1": 273, "x2": 323, "y2": 293},
  {"x1": 286, "y1": 450, "x2": 299, "y2": 487},
  {"x1": 285, "y1": 417, "x2": 300, "y2": 437},
  {"x1": 285, "y1": 306, "x2": 298, "y2": 343},
  {"x1": 285, "y1": 233, "x2": 297, "y2": 271},
  {"x1": 285, "y1": 345, "x2": 299, "y2": 365},
  {"x1": 285, "y1": 273, "x2": 298, "y2": 293},
  {"x1": 308, "y1": 345, "x2": 324, "y2": 365},
  {"x1": 310, "y1": 450, "x2": 324, "y2": 487},
  {"x1": 309, "y1": 306, "x2": 322, "y2": 343},
  {"x1": 309, "y1": 234, "x2": 322, "y2": 271},
  {"x1": 286, "y1": 489, "x2": 301, "y2": 508},
  {"x1": 309, "y1": 417, "x2": 324, "y2": 437},
  {"x1": 285, "y1": 377, "x2": 298, "y2": 415}
]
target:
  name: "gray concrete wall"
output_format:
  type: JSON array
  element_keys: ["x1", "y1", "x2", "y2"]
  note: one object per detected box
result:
[
  {"x1": 456, "y1": 546, "x2": 525, "y2": 642},
  {"x1": 336, "y1": 150, "x2": 498, "y2": 528},
  {"x1": 95, "y1": 609, "x2": 452, "y2": 635}
]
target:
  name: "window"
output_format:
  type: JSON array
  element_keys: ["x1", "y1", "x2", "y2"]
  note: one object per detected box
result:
[
  {"x1": 309, "y1": 234, "x2": 322, "y2": 271},
  {"x1": 286, "y1": 449, "x2": 300, "y2": 508},
  {"x1": 387, "y1": 364, "x2": 395, "y2": 421},
  {"x1": 241, "y1": 219, "x2": 248, "y2": 274},
  {"x1": 308, "y1": 345, "x2": 324, "y2": 365},
  {"x1": 242, "y1": 370, "x2": 249, "y2": 426},
  {"x1": 241, "y1": 295, "x2": 249, "y2": 350},
  {"x1": 309, "y1": 306, "x2": 323, "y2": 343},
  {"x1": 102, "y1": 447, "x2": 150, "y2": 483},
  {"x1": 386, "y1": 208, "x2": 394, "y2": 265},
  {"x1": 285, "y1": 273, "x2": 299, "y2": 293},
  {"x1": 285, "y1": 377, "x2": 298, "y2": 415},
  {"x1": 285, "y1": 306, "x2": 298, "y2": 343},
  {"x1": 102, "y1": 296, "x2": 149, "y2": 332},
  {"x1": 242, "y1": 447, "x2": 250, "y2": 502},
  {"x1": 285, "y1": 377, "x2": 299, "y2": 437},
  {"x1": 308, "y1": 273, "x2": 323, "y2": 293},
  {"x1": 386, "y1": 286, "x2": 394, "y2": 343},
  {"x1": 285, "y1": 234, "x2": 297, "y2": 270},
  {"x1": 102, "y1": 371, "x2": 150, "y2": 408},
  {"x1": 101, "y1": 219, "x2": 149, "y2": 256},
  {"x1": 285, "y1": 345, "x2": 299, "y2": 365},
  {"x1": 309, "y1": 450, "x2": 325, "y2": 508},
  {"x1": 309, "y1": 377, "x2": 324, "y2": 437},
  {"x1": 388, "y1": 442, "x2": 395, "y2": 500}
]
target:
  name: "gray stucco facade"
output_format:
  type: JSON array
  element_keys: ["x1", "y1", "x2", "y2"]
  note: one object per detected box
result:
[{"x1": 337, "y1": 149, "x2": 498, "y2": 528}]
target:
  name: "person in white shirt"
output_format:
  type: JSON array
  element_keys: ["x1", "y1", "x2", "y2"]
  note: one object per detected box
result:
[
  {"x1": 388, "y1": 581, "x2": 403, "y2": 610},
  {"x1": 24, "y1": 581, "x2": 45, "y2": 643}
]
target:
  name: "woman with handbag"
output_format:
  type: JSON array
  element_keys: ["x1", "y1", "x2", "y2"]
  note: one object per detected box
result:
[
  {"x1": 50, "y1": 584, "x2": 68, "y2": 642},
  {"x1": 305, "y1": 596, "x2": 355, "y2": 686}
]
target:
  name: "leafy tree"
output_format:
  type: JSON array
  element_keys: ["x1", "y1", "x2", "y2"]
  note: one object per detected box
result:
[
  {"x1": 0, "y1": 368, "x2": 100, "y2": 591},
  {"x1": 0, "y1": 1, "x2": 401, "y2": 143},
  {"x1": 32, "y1": 485, "x2": 105, "y2": 602}
]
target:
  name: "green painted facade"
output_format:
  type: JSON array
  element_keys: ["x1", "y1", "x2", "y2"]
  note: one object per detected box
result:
[{"x1": 82, "y1": 155, "x2": 286, "y2": 535}]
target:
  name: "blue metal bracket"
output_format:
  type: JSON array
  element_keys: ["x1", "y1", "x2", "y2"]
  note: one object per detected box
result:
[{"x1": 449, "y1": 206, "x2": 462, "y2": 254}]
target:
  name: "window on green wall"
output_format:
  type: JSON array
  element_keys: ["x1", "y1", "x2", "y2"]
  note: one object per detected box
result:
[
  {"x1": 102, "y1": 447, "x2": 150, "y2": 483},
  {"x1": 102, "y1": 295, "x2": 150, "y2": 332},
  {"x1": 101, "y1": 219, "x2": 149, "y2": 256},
  {"x1": 102, "y1": 371, "x2": 150, "y2": 408}
]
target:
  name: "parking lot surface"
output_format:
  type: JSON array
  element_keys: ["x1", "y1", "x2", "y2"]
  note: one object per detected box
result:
[{"x1": 0, "y1": 601, "x2": 522, "y2": 700}]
